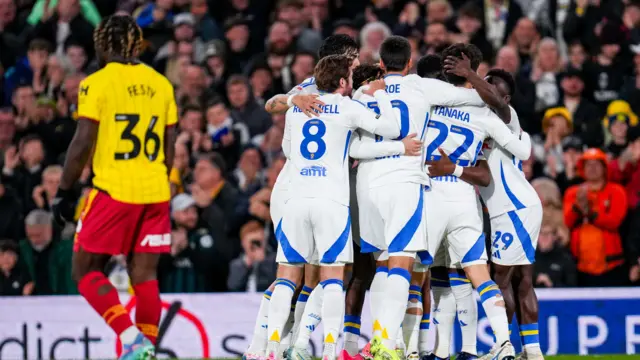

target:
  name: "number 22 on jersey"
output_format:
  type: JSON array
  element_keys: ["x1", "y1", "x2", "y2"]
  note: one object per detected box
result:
[{"x1": 425, "y1": 120, "x2": 483, "y2": 166}]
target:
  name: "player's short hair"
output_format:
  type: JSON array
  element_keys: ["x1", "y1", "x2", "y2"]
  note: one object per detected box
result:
[
  {"x1": 318, "y1": 34, "x2": 359, "y2": 60},
  {"x1": 94, "y1": 15, "x2": 143, "y2": 60},
  {"x1": 486, "y1": 68, "x2": 516, "y2": 97},
  {"x1": 416, "y1": 54, "x2": 443, "y2": 79},
  {"x1": 380, "y1": 36, "x2": 411, "y2": 72},
  {"x1": 441, "y1": 43, "x2": 483, "y2": 86},
  {"x1": 352, "y1": 64, "x2": 384, "y2": 89},
  {"x1": 314, "y1": 55, "x2": 352, "y2": 93}
]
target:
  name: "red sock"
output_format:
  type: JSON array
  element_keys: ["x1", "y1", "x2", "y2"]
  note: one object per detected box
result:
[
  {"x1": 78, "y1": 271, "x2": 134, "y2": 336},
  {"x1": 133, "y1": 280, "x2": 161, "y2": 344}
]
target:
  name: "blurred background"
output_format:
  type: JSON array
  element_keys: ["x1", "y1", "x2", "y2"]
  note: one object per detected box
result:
[{"x1": 1, "y1": 0, "x2": 640, "y2": 297}]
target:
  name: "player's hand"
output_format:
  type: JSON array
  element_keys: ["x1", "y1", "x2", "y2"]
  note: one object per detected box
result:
[
  {"x1": 363, "y1": 79, "x2": 386, "y2": 96},
  {"x1": 292, "y1": 94, "x2": 325, "y2": 118},
  {"x1": 51, "y1": 188, "x2": 76, "y2": 226},
  {"x1": 401, "y1": 133, "x2": 422, "y2": 156},
  {"x1": 443, "y1": 53, "x2": 473, "y2": 78},
  {"x1": 426, "y1": 148, "x2": 456, "y2": 177},
  {"x1": 3, "y1": 146, "x2": 20, "y2": 170}
]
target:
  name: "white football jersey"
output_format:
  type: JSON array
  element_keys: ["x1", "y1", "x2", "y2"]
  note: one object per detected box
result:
[
  {"x1": 351, "y1": 74, "x2": 486, "y2": 189},
  {"x1": 284, "y1": 91, "x2": 400, "y2": 206},
  {"x1": 479, "y1": 106, "x2": 541, "y2": 217},
  {"x1": 274, "y1": 77, "x2": 319, "y2": 195},
  {"x1": 425, "y1": 103, "x2": 531, "y2": 201}
]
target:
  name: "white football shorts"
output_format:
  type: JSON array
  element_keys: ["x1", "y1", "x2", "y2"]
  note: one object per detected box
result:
[
  {"x1": 277, "y1": 197, "x2": 353, "y2": 265},
  {"x1": 272, "y1": 187, "x2": 319, "y2": 265},
  {"x1": 424, "y1": 186, "x2": 487, "y2": 268},
  {"x1": 489, "y1": 205, "x2": 542, "y2": 266},
  {"x1": 359, "y1": 182, "x2": 427, "y2": 255}
]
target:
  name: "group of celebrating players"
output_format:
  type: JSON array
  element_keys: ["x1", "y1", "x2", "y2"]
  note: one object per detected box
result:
[
  {"x1": 243, "y1": 30, "x2": 544, "y2": 360},
  {"x1": 45, "y1": 12, "x2": 543, "y2": 360}
]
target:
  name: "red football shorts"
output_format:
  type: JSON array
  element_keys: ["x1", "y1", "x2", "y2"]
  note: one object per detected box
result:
[{"x1": 74, "y1": 189, "x2": 171, "y2": 255}]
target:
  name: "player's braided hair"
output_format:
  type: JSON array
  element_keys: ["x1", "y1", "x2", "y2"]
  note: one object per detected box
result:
[{"x1": 94, "y1": 15, "x2": 143, "y2": 60}]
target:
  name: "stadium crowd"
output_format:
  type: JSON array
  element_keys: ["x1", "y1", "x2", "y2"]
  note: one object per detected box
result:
[{"x1": 1, "y1": 0, "x2": 640, "y2": 296}]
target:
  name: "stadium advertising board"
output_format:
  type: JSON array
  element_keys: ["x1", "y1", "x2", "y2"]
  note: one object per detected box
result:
[{"x1": 1, "y1": 288, "x2": 639, "y2": 359}]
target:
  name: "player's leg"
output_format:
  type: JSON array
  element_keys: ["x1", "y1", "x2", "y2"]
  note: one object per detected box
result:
[
  {"x1": 343, "y1": 247, "x2": 375, "y2": 357},
  {"x1": 72, "y1": 190, "x2": 151, "y2": 359},
  {"x1": 288, "y1": 263, "x2": 319, "y2": 350},
  {"x1": 246, "y1": 281, "x2": 276, "y2": 357},
  {"x1": 448, "y1": 202, "x2": 514, "y2": 360},
  {"x1": 315, "y1": 199, "x2": 353, "y2": 360},
  {"x1": 289, "y1": 264, "x2": 322, "y2": 357},
  {"x1": 448, "y1": 268, "x2": 478, "y2": 359},
  {"x1": 404, "y1": 265, "x2": 427, "y2": 359},
  {"x1": 512, "y1": 265, "x2": 542, "y2": 359},
  {"x1": 492, "y1": 264, "x2": 517, "y2": 324},
  {"x1": 374, "y1": 183, "x2": 427, "y2": 357},
  {"x1": 268, "y1": 199, "x2": 309, "y2": 359},
  {"x1": 418, "y1": 272, "x2": 431, "y2": 359},
  {"x1": 430, "y1": 266, "x2": 456, "y2": 359}
]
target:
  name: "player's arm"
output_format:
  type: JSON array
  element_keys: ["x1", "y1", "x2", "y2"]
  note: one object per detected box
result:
[
  {"x1": 443, "y1": 54, "x2": 511, "y2": 123},
  {"x1": 410, "y1": 76, "x2": 484, "y2": 107},
  {"x1": 60, "y1": 119, "x2": 98, "y2": 190},
  {"x1": 164, "y1": 86, "x2": 179, "y2": 176},
  {"x1": 265, "y1": 84, "x2": 324, "y2": 116},
  {"x1": 349, "y1": 133, "x2": 422, "y2": 159},
  {"x1": 350, "y1": 87, "x2": 400, "y2": 139},
  {"x1": 484, "y1": 113, "x2": 532, "y2": 161},
  {"x1": 282, "y1": 111, "x2": 292, "y2": 159},
  {"x1": 426, "y1": 148, "x2": 491, "y2": 187}
]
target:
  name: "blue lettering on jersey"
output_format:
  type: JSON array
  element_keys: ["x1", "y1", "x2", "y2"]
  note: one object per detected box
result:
[
  {"x1": 386, "y1": 84, "x2": 401, "y2": 93},
  {"x1": 321, "y1": 104, "x2": 339, "y2": 114},
  {"x1": 300, "y1": 166, "x2": 327, "y2": 177},
  {"x1": 293, "y1": 106, "x2": 302, "y2": 113},
  {"x1": 432, "y1": 175, "x2": 459, "y2": 182},
  {"x1": 435, "y1": 106, "x2": 471, "y2": 122}
]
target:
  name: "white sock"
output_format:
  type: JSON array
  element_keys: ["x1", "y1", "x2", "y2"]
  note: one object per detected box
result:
[
  {"x1": 291, "y1": 285, "x2": 314, "y2": 342},
  {"x1": 321, "y1": 280, "x2": 345, "y2": 360},
  {"x1": 370, "y1": 266, "x2": 388, "y2": 337},
  {"x1": 279, "y1": 307, "x2": 295, "y2": 355},
  {"x1": 478, "y1": 280, "x2": 510, "y2": 346},
  {"x1": 431, "y1": 283, "x2": 456, "y2": 359},
  {"x1": 294, "y1": 286, "x2": 324, "y2": 349},
  {"x1": 396, "y1": 328, "x2": 406, "y2": 353},
  {"x1": 266, "y1": 278, "x2": 296, "y2": 356},
  {"x1": 119, "y1": 326, "x2": 140, "y2": 344},
  {"x1": 247, "y1": 290, "x2": 272, "y2": 354},
  {"x1": 448, "y1": 272, "x2": 478, "y2": 355},
  {"x1": 344, "y1": 315, "x2": 362, "y2": 356},
  {"x1": 418, "y1": 313, "x2": 430, "y2": 354},
  {"x1": 380, "y1": 267, "x2": 412, "y2": 350},
  {"x1": 403, "y1": 295, "x2": 422, "y2": 355}
]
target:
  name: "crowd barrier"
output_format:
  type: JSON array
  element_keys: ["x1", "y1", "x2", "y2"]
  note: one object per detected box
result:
[{"x1": 1, "y1": 288, "x2": 640, "y2": 359}]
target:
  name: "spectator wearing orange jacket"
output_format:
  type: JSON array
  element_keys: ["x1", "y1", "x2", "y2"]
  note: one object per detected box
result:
[{"x1": 563, "y1": 148, "x2": 629, "y2": 287}]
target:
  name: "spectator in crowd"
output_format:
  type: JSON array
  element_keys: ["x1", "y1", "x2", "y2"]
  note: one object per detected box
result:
[
  {"x1": 531, "y1": 38, "x2": 563, "y2": 113},
  {"x1": 31, "y1": 0, "x2": 95, "y2": 57},
  {"x1": 203, "y1": 97, "x2": 249, "y2": 170},
  {"x1": 169, "y1": 141, "x2": 190, "y2": 197},
  {"x1": 359, "y1": 21, "x2": 391, "y2": 63},
  {"x1": 158, "y1": 194, "x2": 229, "y2": 292},
  {"x1": 3, "y1": 39, "x2": 50, "y2": 106},
  {"x1": 192, "y1": 153, "x2": 243, "y2": 241},
  {"x1": 31, "y1": 164, "x2": 61, "y2": 211},
  {"x1": 249, "y1": 63, "x2": 275, "y2": 106},
  {"x1": 0, "y1": 240, "x2": 33, "y2": 296},
  {"x1": 18, "y1": 210, "x2": 75, "y2": 295},
  {"x1": 481, "y1": 0, "x2": 524, "y2": 52},
  {"x1": 603, "y1": 100, "x2": 639, "y2": 158},
  {"x1": 0, "y1": 179, "x2": 24, "y2": 241},
  {"x1": 422, "y1": 21, "x2": 450, "y2": 55},
  {"x1": 507, "y1": 18, "x2": 540, "y2": 73},
  {"x1": 564, "y1": 148, "x2": 628, "y2": 287},
  {"x1": 2, "y1": 135, "x2": 47, "y2": 215},
  {"x1": 452, "y1": 2, "x2": 493, "y2": 61},
  {"x1": 534, "y1": 221, "x2": 578, "y2": 288},
  {"x1": 532, "y1": 177, "x2": 570, "y2": 246},
  {"x1": 227, "y1": 75, "x2": 272, "y2": 139},
  {"x1": 556, "y1": 135, "x2": 585, "y2": 193},
  {"x1": 224, "y1": 15, "x2": 253, "y2": 73},
  {"x1": 275, "y1": 0, "x2": 322, "y2": 54},
  {"x1": 533, "y1": 107, "x2": 573, "y2": 179},
  {"x1": 559, "y1": 67, "x2": 603, "y2": 148},
  {"x1": 231, "y1": 146, "x2": 265, "y2": 196},
  {"x1": 227, "y1": 220, "x2": 276, "y2": 292},
  {"x1": 494, "y1": 45, "x2": 536, "y2": 133},
  {"x1": 567, "y1": 41, "x2": 588, "y2": 70},
  {"x1": 27, "y1": 0, "x2": 101, "y2": 27},
  {"x1": 64, "y1": 39, "x2": 90, "y2": 73},
  {"x1": 0, "y1": 107, "x2": 16, "y2": 152}
]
